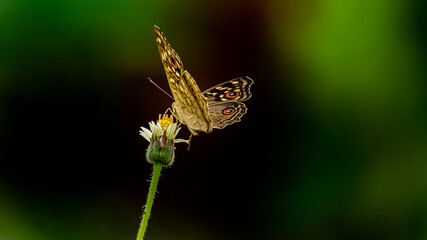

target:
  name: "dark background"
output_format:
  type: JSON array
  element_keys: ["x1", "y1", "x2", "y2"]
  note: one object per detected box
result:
[{"x1": 1, "y1": 0, "x2": 427, "y2": 239}]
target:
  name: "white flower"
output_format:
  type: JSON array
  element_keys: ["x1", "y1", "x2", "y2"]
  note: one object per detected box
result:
[
  {"x1": 140, "y1": 114, "x2": 189, "y2": 166},
  {"x1": 139, "y1": 115, "x2": 189, "y2": 144}
]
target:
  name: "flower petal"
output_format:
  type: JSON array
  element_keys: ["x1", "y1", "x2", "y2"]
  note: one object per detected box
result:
[
  {"x1": 149, "y1": 121, "x2": 163, "y2": 138},
  {"x1": 155, "y1": 122, "x2": 164, "y2": 137},
  {"x1": 139, "y1": 126, "x2": 152, "y2": 142},
  {"x1": 175, "y1": 138, "x2": 189, "y2": 144},
  {"x1": 165, "y1": 123, "x2": 178, "y2": 140},
  {"x1": 148, "y1": 121, "x2": 156, "y2": 132}
]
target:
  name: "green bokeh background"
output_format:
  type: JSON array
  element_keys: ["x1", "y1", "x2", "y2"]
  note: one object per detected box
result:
[{"x1": 1, "y1": 0, "x2": 427, "y2": 239}]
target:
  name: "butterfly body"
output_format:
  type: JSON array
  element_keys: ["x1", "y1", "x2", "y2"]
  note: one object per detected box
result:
[{"x1": 154, "y1": 25, "x2": 253, "y2": 135}]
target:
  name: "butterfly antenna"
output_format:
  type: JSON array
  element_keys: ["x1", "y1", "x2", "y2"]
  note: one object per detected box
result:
[{"x1": 148, "y1": 78, "x2": 175, "y2": 100}]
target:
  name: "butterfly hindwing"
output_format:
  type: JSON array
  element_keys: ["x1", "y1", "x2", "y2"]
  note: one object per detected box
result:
[
  {"x1": 203, "y1": 76, "x2": 254, "y2": 102},
  {"x1": 207, "y1": 102, "x2": 247, "y2": 129}
]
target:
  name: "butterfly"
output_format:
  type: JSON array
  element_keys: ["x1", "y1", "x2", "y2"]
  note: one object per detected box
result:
[{"x1": 154, "y1": 25, "x2": 253, "y2": 136}]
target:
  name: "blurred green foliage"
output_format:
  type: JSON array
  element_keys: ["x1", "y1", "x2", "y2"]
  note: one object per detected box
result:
[{"x1": 270, "y1": 0, "x2": 427, "y2": 239}]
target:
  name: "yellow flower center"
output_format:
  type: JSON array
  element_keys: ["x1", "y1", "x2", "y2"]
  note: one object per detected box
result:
[{"x1": 158, "y1": 114, "x2": 174, "y2": 131}]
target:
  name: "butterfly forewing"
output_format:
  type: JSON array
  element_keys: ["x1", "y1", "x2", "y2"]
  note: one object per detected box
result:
[
  {"x1": 203, "y1": 77, "x2": 254, "y2": 102},
  {"x1": 154, "y1": 26, "x2": 184, "y2": 82},
  {"x1": 154, "y1": 25, "x2": 212, "y2": 134}
]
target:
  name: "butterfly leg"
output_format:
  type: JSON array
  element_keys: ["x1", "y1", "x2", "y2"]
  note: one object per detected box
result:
[
  {"x1": 163, "y1": 107, "x2": 174, "y2": 118},
  {"x1": 165, "y1": 107, "x2": 184, "y2": 129},
  {"x1": 187, "y1": 134, "x2": 194, "y2": 151},
  {"x1": 163, "y1": 107, "x2": 181, "y2": 125}
]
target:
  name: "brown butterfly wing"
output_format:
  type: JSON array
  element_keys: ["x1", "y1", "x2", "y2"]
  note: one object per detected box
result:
[
  {"x1": 203, "y1": 77, "x2": 254, "y2": 102},
  {"x1": 203, "y1": 77, "x2": 253, "y2": 129},
  {"x1": 207, "y1": 101, "x2": 248, "y2": 129},
  {"x1": 154, "y1": 25, "x2": 184, "y2": 93},
  {"x1": 177, "y1": 71, "x2": 212, "y2": 134},
  {"x1": 154, "y1": 26, "x2": 212, "y2": 134}
]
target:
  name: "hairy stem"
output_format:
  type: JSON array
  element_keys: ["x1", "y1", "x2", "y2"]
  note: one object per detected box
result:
[{"x1": 137, "y1": 161, "x2": 163, "y2": 240}]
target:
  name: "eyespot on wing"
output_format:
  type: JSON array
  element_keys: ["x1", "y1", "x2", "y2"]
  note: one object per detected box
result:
[
  {"x1": 222, "y1": 108, "x2": 236, "y2": 115},
  {"x1": 225, "y1": 92, "x2": 240, "y2": 99}
]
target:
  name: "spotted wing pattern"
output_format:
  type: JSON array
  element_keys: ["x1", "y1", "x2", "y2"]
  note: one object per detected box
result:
[{"x1": 203, "y1": 77, "x2": 254, "y2": 129}]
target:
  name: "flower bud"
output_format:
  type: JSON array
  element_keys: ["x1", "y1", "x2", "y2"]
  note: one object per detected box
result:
[{"x1": 146, "y1": 133, "x2": 175, "y2": 166}]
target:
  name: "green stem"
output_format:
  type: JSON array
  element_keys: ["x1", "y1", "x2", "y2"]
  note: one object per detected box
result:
[{"x1": 137, "y1": 161, "x2": 163, "y2": 240}]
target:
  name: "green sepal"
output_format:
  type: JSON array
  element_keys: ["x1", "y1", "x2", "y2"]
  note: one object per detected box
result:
[{"x1": 146, "y1": 134, "x2": 175, "y2": 166}]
